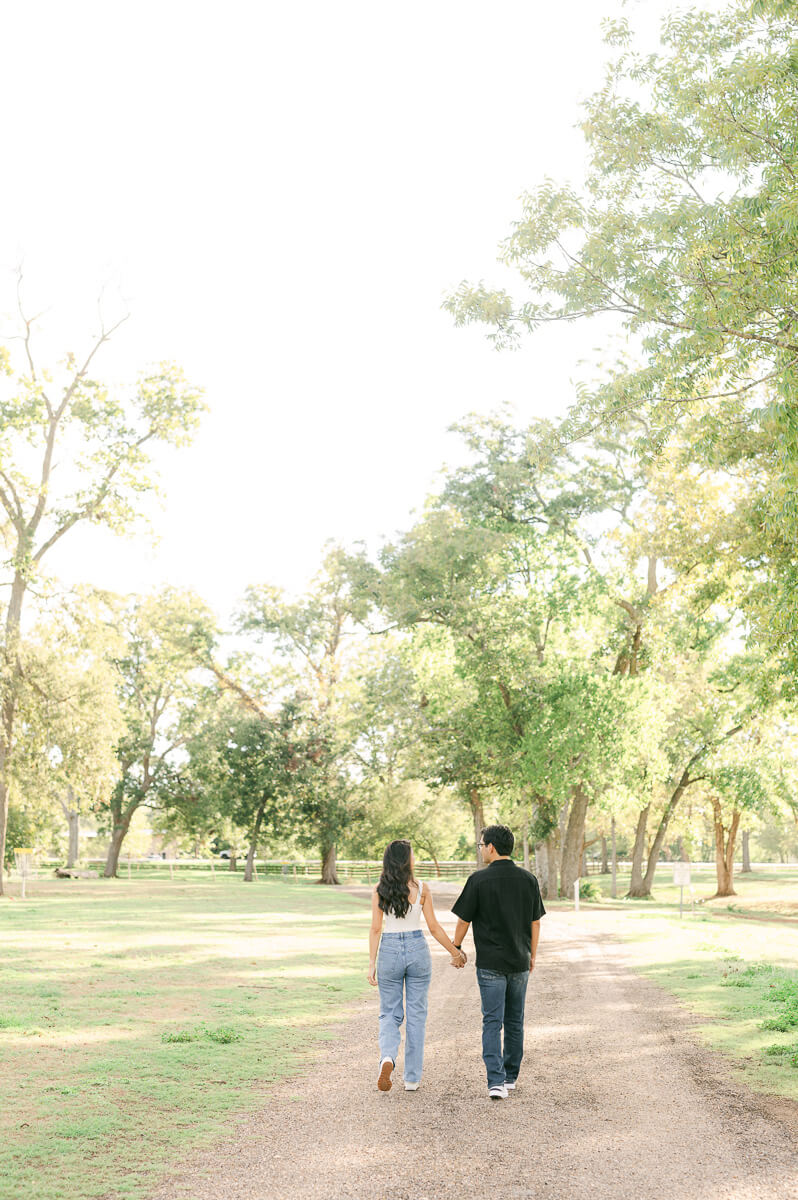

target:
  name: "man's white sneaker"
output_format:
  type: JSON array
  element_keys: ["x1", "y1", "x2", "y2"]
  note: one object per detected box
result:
[
  {"x1": 488, "y1": 1085, "x2": 508, "y2": 1100},
  {"x1": 404, "y1": 1082, "x2": 420, "y2": 1091},
  {"x1": 505, "y1": 1081, "x2": 517, "y2": 1091}
]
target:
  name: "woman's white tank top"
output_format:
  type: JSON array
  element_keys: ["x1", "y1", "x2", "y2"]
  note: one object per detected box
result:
[{"x1": 382, "y1": 883, "x2": 425, "y2": 932}]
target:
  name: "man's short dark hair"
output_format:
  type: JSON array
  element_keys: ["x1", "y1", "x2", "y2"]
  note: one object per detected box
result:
[{"x1": 481, "y1": 824, "x2": 514, "y2": 856}]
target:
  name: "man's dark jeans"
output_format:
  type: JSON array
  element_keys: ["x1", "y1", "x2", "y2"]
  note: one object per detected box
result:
[{"x1": 476, "y1": 966, "x2": 530, "y2": 1089}]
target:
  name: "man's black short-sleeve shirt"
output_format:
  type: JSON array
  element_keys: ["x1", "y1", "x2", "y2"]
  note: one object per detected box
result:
[{"x1": 451, "y1": 859, "x2": 546, "y2": 974}]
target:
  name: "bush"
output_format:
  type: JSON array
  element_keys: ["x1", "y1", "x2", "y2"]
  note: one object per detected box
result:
[
  {"x1": 577, "y1": 879, "x2": 602, "y2": 901},
  {"x1": 204, "y1": 1026, "x2": 242, "y2": 1044},
  {"x1": 762, "y1": 1011, "x2": 798, "y2": 1032},
  {"x1": 764, "y1": 1041, "x2": 798, "y2": 1061}
]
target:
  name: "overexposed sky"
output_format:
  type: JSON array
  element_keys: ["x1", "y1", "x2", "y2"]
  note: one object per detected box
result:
[{"x1": 0, "y1": 0, "x2": 717, "y2": 620}]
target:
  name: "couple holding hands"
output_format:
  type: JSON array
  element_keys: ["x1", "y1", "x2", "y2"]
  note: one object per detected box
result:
[{"x1": 368, "y1": 825, "x2": 545, "y2": 1100}]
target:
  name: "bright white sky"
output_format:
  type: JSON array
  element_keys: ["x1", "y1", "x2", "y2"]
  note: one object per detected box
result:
[{"x1": 0, "y1": 0, "x2": 721, "y2": 621}]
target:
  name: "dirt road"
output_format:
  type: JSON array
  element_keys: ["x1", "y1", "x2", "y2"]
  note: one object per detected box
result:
[{"x1": 149, "y1": 908, "x2": 798, "y2": 1200}]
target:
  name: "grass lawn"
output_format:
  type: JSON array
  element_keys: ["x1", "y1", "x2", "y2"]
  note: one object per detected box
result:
[
  {"x1": 0, "y1": 874, "x2": 371, "y2": 1200},
  {"x1": 568, "y1": 863, "x2": 798, "y2": 915}
]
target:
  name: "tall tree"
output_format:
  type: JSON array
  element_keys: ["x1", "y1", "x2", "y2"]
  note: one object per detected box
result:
[
  {"x1": 445, "y1": 2, "x2": 798, "y2": 670},
  {"x1": 237, "y1": 549, "x2": 370, "y2": 884},
  {"x1": 101, "y1": 590, "x2": 215, "y2": 877},
  {"x1": 213, "y1": 703, "x2": 308, "y2": 882},
  {"x1": 0, "y1": 301, "x2": 204, "y2": 891},
  {"x1": 7, "y1": 607, "x2": 121, "y2": 869}
]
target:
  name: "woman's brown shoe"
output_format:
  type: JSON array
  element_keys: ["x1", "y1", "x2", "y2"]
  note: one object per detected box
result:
[{"x1": 377, "y1": 1058, "x2": 394, "y2": 1092}]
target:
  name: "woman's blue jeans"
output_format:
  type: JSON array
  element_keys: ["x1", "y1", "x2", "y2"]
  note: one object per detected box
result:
[
  {"x1": 476, "y1": 966, "x2": 530, "y2": 1089},
  {"x1": 377, "y1": 930, "x2": 432, "y2": 1084}
]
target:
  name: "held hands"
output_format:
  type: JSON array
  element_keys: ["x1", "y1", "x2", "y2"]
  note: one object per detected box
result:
[{"x1": 450, "y1": 948, "x2": 467, "y2": 968}]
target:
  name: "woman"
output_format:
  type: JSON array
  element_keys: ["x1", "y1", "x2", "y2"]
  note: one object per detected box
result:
[{"x1": 368, "y1": 839, "x2": 466, "y2": 1092}]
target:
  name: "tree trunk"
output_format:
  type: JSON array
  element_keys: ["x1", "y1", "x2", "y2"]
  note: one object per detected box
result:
[
  {"x1": 319, "y1": 842, "x2": 339, "y2": 885},
  {"x1": 244, "y1": 797, "x2": 268, "y2": 882},
  {"x1": 640, "y1": 732, "x2": 742, "y2": 897},
  {"x1": 522, "y1": 817, "x2": 530, "y2": 871},
  {"x1": 469, "y1": 787, "x2": 486, "y2": 865},
  {"x1": 741, "y1": 829, "x2": 752, "y2": 873},
  {"x1": 627, "y1": 804, "x2": 650, "y2": 898},
  {"x1": 243, "y1": 847, "x2": 256, "y2": 882},
  {"x1": 0, "y1": 717, "x2": 15, "y2": 898},
  {"x1": 228, "y1": 854, "x2": 238, "y2": 872},
  {"x1": 560, "y1": 786, "x2": 589, "y2": 898},
  {"x1": 60, "y1": 784, "x2": 81, "y2": 869},
  {"x1": 600, "y1": 835, "x2": 609, "y2": 874},
  {"x1": 710, "y1": 799, "x2": 740, "y2": 898},
  {"x1": 535, "y1": 842, "x2": 548, "y2": 896},
  {"x1": 67, "y1": 810, "x2": 80, "y2": 868},
  {"x1": 641, "y1": 769, "x2": 696, "y2": 896},
  {"x1": 104, "y1": 815, "x2": 133, "y2": 878},
  {"x1": 544, "y1": 831, "x2": 558, "y2": 900},
  {"x1": 610, "y1": 815, "x2": 617, "y2": 900},
  {"x1": 0, "y1": 770, "x2": 9, "y2": 897},
  {"x1": 0, "y1": 573, "x2": 28, "y2": 897}
]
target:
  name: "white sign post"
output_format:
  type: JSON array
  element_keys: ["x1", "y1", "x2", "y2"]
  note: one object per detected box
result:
[{"x1": 673, "y1": 862, "x2": 691, "y2": 918}]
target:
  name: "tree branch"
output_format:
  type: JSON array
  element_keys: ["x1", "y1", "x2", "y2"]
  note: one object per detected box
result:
[{"x1": 32, "y1": 428, "x2": 155, "y2": 563}]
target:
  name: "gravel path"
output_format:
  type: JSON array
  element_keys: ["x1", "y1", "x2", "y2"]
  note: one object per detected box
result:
[{"x1": 150, "y1": 905, "x2": 798, "y2": 1200}]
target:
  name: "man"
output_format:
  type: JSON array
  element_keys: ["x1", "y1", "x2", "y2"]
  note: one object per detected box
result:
[{"x1": 451, "y1": 824, "x2": 545, "y2": 1100}]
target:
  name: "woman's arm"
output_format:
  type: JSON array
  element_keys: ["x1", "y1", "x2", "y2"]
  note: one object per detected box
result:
[
  {"x1": 421, "y1": 885, "x2": 466, "y2": 965},
  {"x1": 368, "y1": 890, "x2": 384, "y2": 985}
]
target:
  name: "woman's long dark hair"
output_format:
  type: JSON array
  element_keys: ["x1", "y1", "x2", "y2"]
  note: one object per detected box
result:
[{"x1": 377, "y1": 839, "x2": 416, "y2": 918}]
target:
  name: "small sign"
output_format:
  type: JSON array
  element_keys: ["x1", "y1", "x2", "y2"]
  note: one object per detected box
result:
[{"x1": 673, "y1": 862, "x2": 691, "y2": 887}]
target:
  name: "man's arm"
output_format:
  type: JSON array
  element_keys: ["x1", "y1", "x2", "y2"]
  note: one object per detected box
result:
[
  {"x1": 530, "y1": 919, "x2": 541, "y2": 972},
  {"x1": 454, "y1": 917, "x2": 470, "y2": 949}
]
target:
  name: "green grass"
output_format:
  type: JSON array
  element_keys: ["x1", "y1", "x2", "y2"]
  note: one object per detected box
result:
[
  {"x1": 555, "y1": 864, "x2": 798, "y2": 914},
  {"x1": 584, "y1": 900, "x2": 798, "y2": 1102},
  {"x1": 0, "y1": 875, "x2": 371, "y2": 1200}
]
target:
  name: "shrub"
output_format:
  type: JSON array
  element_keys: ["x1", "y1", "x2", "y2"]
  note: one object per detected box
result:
[
  {"x1": 577, "y1": 879, "x2": 601, "y2": 901},
  {"x1": 204, "y1": 1026, "x2": 242, "y2": 1045}
]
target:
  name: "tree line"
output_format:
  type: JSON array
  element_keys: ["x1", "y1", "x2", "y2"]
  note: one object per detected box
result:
[{"x1": 3, "y1": 0, "x2": 798, "y2": 899}]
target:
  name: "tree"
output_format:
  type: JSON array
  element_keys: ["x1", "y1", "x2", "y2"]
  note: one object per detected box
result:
[
  {"x1": 445, "y1": 2, "x2": 798, "y2": 670},
  {"x1": 237, "y1": 549, "x2": 371, "y2": 884},
  {"x1": 424, "y1": 417, "x2": 775, "y2": 902},
  {"x1": 703, "y1": 719, "x2": 798, "y2": 896},
  {"x1": 101, "y1": 590, "x2": 215, "y2": 877},
  {"x1": 0, "y1": 299, "x2": 204, "y2": 892},
  {"x1": 373, "y1": 415, "x2": 716, "y2": 897},
  {"x1": 214, "y1": 703, "x2": 308, "y2": 882},
  {"x1": 341, "y1": 778, "x2": 470, "y2": 871},
  {"x1": 8, "y1": 607, "x2": 122, "y2": 869}
]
